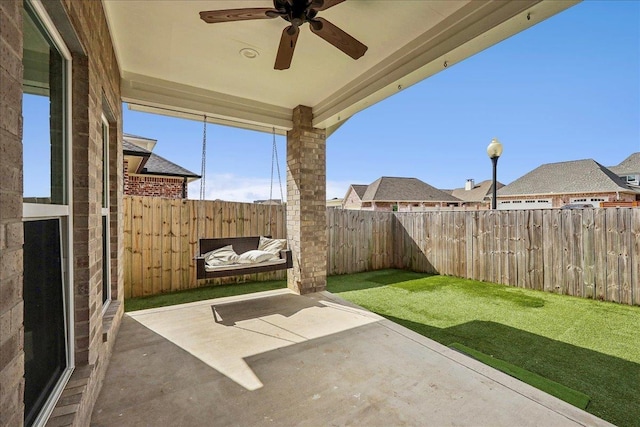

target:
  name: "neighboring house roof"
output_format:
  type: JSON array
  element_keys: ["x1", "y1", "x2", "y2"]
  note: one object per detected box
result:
[
  {"x1": 450, "y1": 179, "x2": 504, "y2": 203},
  {"x1": 350, "y1": 184, "x2": 368, "y2": 199},
  {"x1": 123, "y1": 138, "x2": 151, "y2": 155},
  {"x1": 362, "y1": 177, "x2": 460, "y2": 202},
  {"x1": 497, "y1": 159, "x2": 634, "y2": 197},
  {"x1": 123, "y1": 133, "x2": 157, "y2": 142},
  {"x1": 143, "y1": 153, "x2": 200, "y2": 178},
  {"x1": 123, "y1": 134, "x2": 200, "y2": 180},
  {"x1": 608, "y1": 152, "x2": 640, "y2": 176}
]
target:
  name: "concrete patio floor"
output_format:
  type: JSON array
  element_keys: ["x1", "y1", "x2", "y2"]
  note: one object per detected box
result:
[{"x1": 91, "y1": 289, "x2": 611, "y2": 426}]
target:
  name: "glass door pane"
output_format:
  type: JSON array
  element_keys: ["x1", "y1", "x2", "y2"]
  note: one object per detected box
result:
[{"x1": 23, "y1": 219, "x2": 66, "y2": 427}]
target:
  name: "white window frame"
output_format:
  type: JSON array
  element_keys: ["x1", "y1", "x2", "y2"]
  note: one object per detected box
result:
[
  {"x1": 101, "y1": 115, "x2": 111, "y2": 311},
  {"x1": 22, "y1": 1, "x2": 74, "y2": 425}
]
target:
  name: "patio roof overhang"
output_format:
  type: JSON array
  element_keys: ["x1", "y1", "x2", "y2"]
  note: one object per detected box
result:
[{"x1": 103, "y1": 0, "x2": 578, "y2": 135}]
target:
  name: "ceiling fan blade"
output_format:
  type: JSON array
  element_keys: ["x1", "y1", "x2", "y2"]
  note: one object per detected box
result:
[
  {"x1": 311, "y1": 0, "x2": 346, "y2": 11},
  {"x1": 200, "y1": 8, "x2": 277, "y2": 23},
  {"x1": 309, "y1": 17, "x2": 367, "y2": 60},
  {"x1": 274, "y1": 26, "x2": 299, "y2": 70}
]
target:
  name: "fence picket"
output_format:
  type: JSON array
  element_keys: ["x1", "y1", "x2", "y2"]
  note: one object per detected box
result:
[{"x1": 122, "y1": 196, "x2": 639, "y2": 306}]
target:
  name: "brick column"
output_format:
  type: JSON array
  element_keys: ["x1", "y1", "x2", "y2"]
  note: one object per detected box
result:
[
  {"x1": 286, "y1": 105, "x2": 327, "y2": 294},
  {"x1": 0, "y1": 0, "x2": 25, "y2": 425}
]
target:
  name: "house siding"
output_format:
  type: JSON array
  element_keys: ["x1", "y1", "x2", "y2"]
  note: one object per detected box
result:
[
  {"x1": 342, "y1": 188, "x2": 362, "y2": 210},
  {"x1": 498, "y1": 192, "x2": 636, "y2": 208},
  {"x1": 123, "y1": 157, "x2": 188, "y2": 199},
  {"x1": 1, "y1": 0, "x2": 125, "y2": 425},
  {"x1": 127, "y1": 175, "x2": 185, "y2": 199},
  {"x1": 0, "y1": 0, "x2": 26, "y2": 425}
]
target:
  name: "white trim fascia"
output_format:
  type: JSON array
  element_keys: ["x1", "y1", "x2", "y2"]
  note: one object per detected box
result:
[
  {"x1": 100, "y1": 0, "x2": 124, "y2": 79},
  {"x1": 122, "y1": 72, "x2": 292, "y2": 134},
  {"x1": 23, "y1": 203, "x2": 70, "y2": 218},
  {"x1": 313, "y1": 0, "x2": 579, "y2": 129},
  {"x1": 29, "y1": 0, "x2": 72, "y2": 59}
]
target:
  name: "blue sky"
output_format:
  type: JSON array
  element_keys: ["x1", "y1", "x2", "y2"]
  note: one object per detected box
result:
[{"x1": 25, "y1": 1, "x2": 640, "y2": 202}]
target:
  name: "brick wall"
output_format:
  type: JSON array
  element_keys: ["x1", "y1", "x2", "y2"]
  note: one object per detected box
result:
[
  {"x1": 55, "y1": 0, "x2": 125, "y2": 424},
  {"x1": 0, "y1": 1, "x2": 25, "y2": 425},
  {"x1": 123, "y1": 159, "x2": 129, "y2": 194},
  {"x1": 342, "y1": 188, "x2": 362, "y2": 210},
  {"x1": 498, "y1": 192, "x2": 636, "y2": 208},
  {"x1": 127, "y1": 175, "x2": 185, "y2": 199},
  {"x1": 286, "y1": 106, "x2": 327, "y2": 294}
]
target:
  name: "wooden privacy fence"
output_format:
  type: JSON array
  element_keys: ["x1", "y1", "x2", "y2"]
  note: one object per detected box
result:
[
  {"x1": 123, "y1": 196, "x2": 286, "y2": 298},
  {"x1": 124, "y1": 196, "x2": 640, "y2": 306},
  {"x1": 327, "y1": 208, "x2": 640, "y2": 305}
]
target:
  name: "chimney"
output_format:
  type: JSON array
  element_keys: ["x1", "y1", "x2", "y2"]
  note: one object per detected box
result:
[{"x1": 465, "y1": 179, "x2": 474, "y2": 191}]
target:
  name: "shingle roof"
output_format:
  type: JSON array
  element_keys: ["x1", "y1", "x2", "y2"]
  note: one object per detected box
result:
[
  {"x1": 362, "y1": 177, "x2": 460, "y2": 202},
  {"x1": 450, "y1": 179, "x2": 504, "y2": 203},
  {"x1": 123, "y1": 135, "x2": 200, "y2": 178},
  {"x1": 142, "y1": 152, "x2": 200, "y2": 178},
  {"x1": 123, "y1": 138, "x2": 151, "y2": 155},
  {"x1": 350, "y1": 185, "x2": 368, "y2": 199},
  {"x1": 497, "y1": 159, "x2": 633, "y2": 196},
  {"x1": 608, "y1": 153, "x2": 640, "y2": 175},
  {"x1": 123, "y1": 132, "x2": 157, "y2": 142}
]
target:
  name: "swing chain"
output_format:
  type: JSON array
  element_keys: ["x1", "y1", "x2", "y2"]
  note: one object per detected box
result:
[
  {"x1": 200, "y1": 115, "x2": 207, "y2": 201},
  {"x1": 268, "y1": 127, "x2": 284, "y2": 236}
]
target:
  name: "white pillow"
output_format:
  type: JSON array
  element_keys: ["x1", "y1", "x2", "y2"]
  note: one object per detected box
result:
[
  {"x1": 258, "y1": 236, "x2": 287, "y2": 255},
  {"x1": 237, "y1": 249, "x2": 278, "y2": 264},
  {"x1": 204, "y1": 245, "x2": 239, "y2": 267}
]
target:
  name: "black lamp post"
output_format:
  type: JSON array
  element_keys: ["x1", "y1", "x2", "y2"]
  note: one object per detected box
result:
[{"x1": 486, "y1": 138, "x2": 503, "y2": 210}]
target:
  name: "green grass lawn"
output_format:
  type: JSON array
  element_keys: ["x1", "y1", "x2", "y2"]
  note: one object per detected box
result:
[
  {"x1": 126, "y1": 269, "x2": 640, "y2": 426},
  {"x1": 328, "y1": 270, "x2": 640, "y2": 427},
  {"x1": 125, "y1": 279, "x2": 287, "y2": 312}
]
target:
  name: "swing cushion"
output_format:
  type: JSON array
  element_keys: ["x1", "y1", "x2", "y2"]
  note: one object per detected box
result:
[
  {"x1": 258, "y1": 236, "x2": 287, "y2": 255},
  {"x1": 237, "y1": 250, "x2": 278, "y2": 264},
  {"x1": 196, "y1": 236, "x2": 292, "y2": 279},
  {"x1": 204, "y1": 245, "x2": 239, "y2": 267}
]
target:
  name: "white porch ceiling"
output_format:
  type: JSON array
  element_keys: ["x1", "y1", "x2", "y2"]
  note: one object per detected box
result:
[{"x1": 103, "y1": 0, "x2": 578, "y2": 134}]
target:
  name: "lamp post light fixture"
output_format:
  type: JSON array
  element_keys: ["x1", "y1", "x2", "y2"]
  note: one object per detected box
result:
[{"x1": 487, "y1": 138, "x2": 503, "y2": 210}]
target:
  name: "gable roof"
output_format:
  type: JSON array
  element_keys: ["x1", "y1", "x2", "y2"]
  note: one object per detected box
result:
[
  {"x1": 142, "y1": 153, "x2": 200, "y2": 178},
  {"x1": 362, "y1": 177, "x2": 460, "y2": 202},
  {"x1": 608, "y1": 153, "x2": 640, "y2": 176},
  {"x1": 123, "y1": 138, "x2": 151, "y2": 155},
  {"x1": 451, "y1": 179, "x2": 504, "y2": 203},
  {"x1": 497, "y1": 159, "x2": 634, "y2": 197},
  {"x1": 348, "y1": 185, "x2": 368, "y2": 200},
  {"x1": 123, "y1": 134, "x2": 200, "y2": 179}
]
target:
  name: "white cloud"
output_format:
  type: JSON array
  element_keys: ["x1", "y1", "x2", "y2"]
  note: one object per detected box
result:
[
  {"x1": 188, "y1": 174, "x2": 353, "y2": 203},
  {"x1": 326, "y1": 180, "x2": 352, "y2": 200}
]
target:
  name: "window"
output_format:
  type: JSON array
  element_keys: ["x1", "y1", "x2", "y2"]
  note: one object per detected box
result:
[
  {"x1": 101, "y1": 117, "x2": 111, "y2": 307},
  {"x1": 22, "y1": 2, "x2": 74, "y2": 425},
  {"x1": 22, "y1": 5, "x2": 66, "y2": 205}
]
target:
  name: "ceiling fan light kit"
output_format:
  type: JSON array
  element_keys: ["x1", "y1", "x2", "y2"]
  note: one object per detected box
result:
[{"x1": 200, "y1": 0, "x2": 368, "y2": 70}]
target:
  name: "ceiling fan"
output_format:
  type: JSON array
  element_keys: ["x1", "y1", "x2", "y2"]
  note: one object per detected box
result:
[{"x1": 199, "y1": 0, "x2": 368, "y2": 70}]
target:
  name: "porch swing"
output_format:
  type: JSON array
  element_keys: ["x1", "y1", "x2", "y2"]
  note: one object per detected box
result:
[{"x1": 195, "y1": 117, "x2": 292, "y2": 279}]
